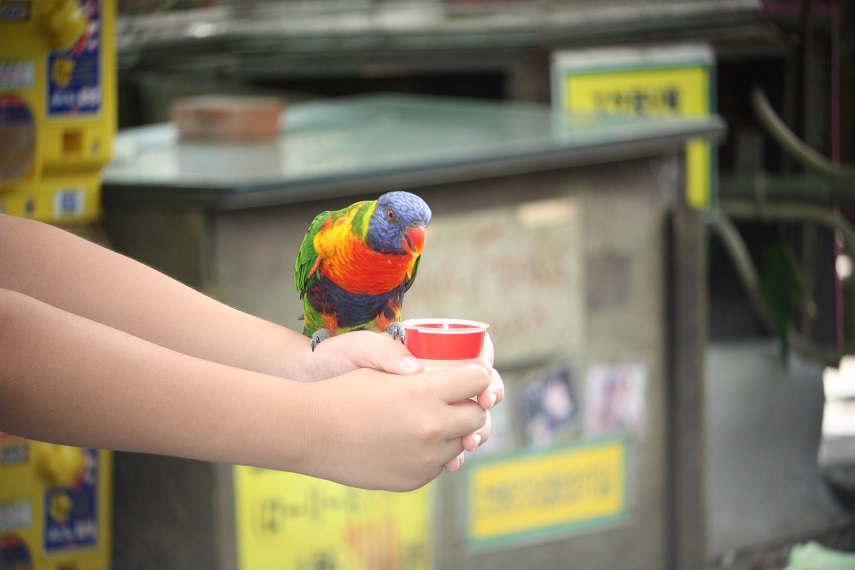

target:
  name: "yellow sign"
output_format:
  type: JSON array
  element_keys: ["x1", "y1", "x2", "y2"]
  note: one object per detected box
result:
[
  {"x1": 553, "y1": 45, "x2": 715, "y2": 210},
  {"x1": 466, "y1": 439, "x2": 628, "y2": 548},
  {"x1": 561, "y1": 67, "x2": 710, "y2": 117},
  {"x1": 234, "y1": 467, "x2": 435, "y2": 569}
]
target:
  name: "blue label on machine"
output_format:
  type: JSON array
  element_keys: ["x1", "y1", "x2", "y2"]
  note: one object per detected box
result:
[
  {"x1": 46, "y1": 0, "x2": 102, "y2": 116},
  {"x1": 43, "y1": 449, "x2": 99, "y2": 552}
]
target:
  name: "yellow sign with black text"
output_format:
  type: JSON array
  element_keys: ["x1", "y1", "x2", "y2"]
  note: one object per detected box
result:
[
  {"x1": 553, "y1": 45, "x2": 715, "y2": 210},
  {"x1": 466, "y1": 438, "x2": 628, "y2": 548},
  {"x1": 234, "y1": 468, "x2": 435, "y2": 570}
]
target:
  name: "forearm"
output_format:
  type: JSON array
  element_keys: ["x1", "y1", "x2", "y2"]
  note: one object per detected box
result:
[
  {"x1": 0, "y1": 214, "x2": 311, "y2": 379},
  {"x1": 0, "y1": 288, "x2": 489, "y2": 490},
  {"x1": 0, "y1": 288, "x2": 312, "y2": 468}
]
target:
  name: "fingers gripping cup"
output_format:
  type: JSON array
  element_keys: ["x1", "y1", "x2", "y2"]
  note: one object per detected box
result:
[{"x1": 402, "y1": 319, "x2": 489, "y2": 368}]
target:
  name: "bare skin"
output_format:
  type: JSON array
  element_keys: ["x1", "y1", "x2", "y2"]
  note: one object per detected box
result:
[{"x1": 0, "y1": 214, "x2": 503, "y2": 491}]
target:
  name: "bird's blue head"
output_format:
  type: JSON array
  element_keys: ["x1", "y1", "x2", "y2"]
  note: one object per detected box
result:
[{"x1": 366, "y1": 191, "x2": 432, "y2": 255}]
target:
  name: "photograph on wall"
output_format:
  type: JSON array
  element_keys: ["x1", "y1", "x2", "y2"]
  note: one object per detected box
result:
[
  {"x1": 584, "y1": 362, "x2": 648, "y2": 437},
  {"x1": 518, "y1": 362, "x2": 579, "y2": 448}
]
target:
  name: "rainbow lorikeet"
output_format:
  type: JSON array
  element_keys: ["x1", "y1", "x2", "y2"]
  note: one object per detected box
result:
[{"x1": 295, "y1": 191, "x2": 432, "y2": 350}]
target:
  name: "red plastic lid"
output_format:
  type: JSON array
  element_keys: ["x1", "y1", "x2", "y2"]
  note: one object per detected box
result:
[{"x1": 403, "y1": 318, "x2": 489, "y2": 360}]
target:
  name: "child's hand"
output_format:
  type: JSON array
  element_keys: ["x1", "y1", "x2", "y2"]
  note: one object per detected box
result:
[
  {"x1": 474, "y1": 333, "x2": 503, "y2": 411},
  {"x1": 444, "y1": 333, "x2": 503, "y2": 472},
  {"x1": 299, "y1": 330, "x2": 424, "y2": 381},
  {"x1": 300, "y1": 363, "x2": 491, "y2": 491},
  {"x1": 302, "y1": 329, "x2": 504, "y2": 475}
]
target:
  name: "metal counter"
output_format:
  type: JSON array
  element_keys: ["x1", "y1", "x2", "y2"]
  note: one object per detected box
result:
[
  {"x1": 104, "y1": 94, "x2": 722, "y2": 209},
  {"x1": 102, "y1": 94, "x2": 723, "y2": 570}
]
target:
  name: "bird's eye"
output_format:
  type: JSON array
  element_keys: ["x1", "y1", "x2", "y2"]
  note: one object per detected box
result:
[{"x1": 386, "y1": 209, "x2": 397, "y2": 221}]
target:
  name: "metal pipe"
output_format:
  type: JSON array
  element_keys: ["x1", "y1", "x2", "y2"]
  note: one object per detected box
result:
[
  {"x1": 712, "y1": 199, "x2": 855, "y2": 365},
  {"x1": 719, "y1": 174, "x2": 848, "y2": 203},
  {"x1": 751, "y1": 87, "x2": 855, "y2": 182}
]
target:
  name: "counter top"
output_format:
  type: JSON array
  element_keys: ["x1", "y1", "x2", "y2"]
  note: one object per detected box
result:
[{"x1": 102, "y1": 93, "x2": 725, "y2": 209}]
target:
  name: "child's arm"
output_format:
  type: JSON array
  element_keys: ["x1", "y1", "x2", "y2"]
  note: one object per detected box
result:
[
  {"x1": 0, "y1": 287, "x2": 489, "y2": 491},
  {"x1": 0, "y1": 213, "x2": 417, "y2": 381}
]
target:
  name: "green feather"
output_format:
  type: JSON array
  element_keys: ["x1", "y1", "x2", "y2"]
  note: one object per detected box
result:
[
  {"x1": 294, "y1": 210, "x2": 329, "y2": 299},
  {"x1": 294, "y1": 200, "x2": 377, "y2": 335},
  {"x1": 404, "y1": 255, "x2": 421, "y2": 293},
  {"x1": 294, "y1": 201, "x2": 370, "y2": 296}
]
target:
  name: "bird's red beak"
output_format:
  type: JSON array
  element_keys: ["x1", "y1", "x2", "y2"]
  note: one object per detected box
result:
[{"x1": 403, "y1": 225, "x2": 426, "y2": 255}]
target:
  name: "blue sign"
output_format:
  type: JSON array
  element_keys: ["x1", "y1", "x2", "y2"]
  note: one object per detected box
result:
[
  {"x1": 44, "y1": 449, "x2": 100, "y2": 552},
  {"x1": 47, "y1": 0, "x2": 102, "y2": 116}
]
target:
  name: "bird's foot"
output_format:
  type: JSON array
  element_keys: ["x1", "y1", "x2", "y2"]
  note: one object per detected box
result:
[
  {"x1": 386, "y1": 322, "x2": 406, "y2": 344},
  {"x1": 310, "y1": 328, "x2": 332, "y2": 351}
]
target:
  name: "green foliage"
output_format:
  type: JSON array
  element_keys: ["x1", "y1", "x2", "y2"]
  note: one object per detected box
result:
[{"x1": 759, "y1": 242, "x2": 805, "y2": 364}]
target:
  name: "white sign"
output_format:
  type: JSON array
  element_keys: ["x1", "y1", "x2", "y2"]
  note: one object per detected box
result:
[
  {"x1": 0, "y1": 61, "x2": 34, "y2": 89},
  {"x1": 406, "y1": 197, "x2": 584, "y2": 364}
]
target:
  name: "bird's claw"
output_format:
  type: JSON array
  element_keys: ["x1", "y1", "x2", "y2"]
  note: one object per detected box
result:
[
  {"x1": 386, "y1": 322, "x2": 406, "y2": 344},
  {"x1": 310, "y1": 328, "x2": 332, "y2": 351}
]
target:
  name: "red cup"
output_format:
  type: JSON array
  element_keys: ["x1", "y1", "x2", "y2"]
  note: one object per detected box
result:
[{"x1": 402, "y1": 318, "x2": 489, "y2": 360}]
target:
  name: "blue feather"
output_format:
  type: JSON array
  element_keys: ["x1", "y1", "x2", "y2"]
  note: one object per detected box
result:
[
  {"x1": 366, "y1": 191, "x2": 432, "y2": 253},
  {"x1": 306, "y1": 274, "x2": 404, "y2": 328}
]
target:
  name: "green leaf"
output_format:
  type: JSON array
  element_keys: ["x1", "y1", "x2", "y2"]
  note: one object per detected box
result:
[{"x1": 759, "y1": 242, "x2": 804, "y2": 364}]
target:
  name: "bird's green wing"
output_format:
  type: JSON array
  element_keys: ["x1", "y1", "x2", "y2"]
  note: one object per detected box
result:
[
  {"x1": 294, "y1": 211, "x2": 331, "y2": 299},
  {"x1": 403, "y1": 254, "x2": 422, "y2": 293},
  {"x1": 294, "y1": 200, "x2": 371, "y2": 298}
]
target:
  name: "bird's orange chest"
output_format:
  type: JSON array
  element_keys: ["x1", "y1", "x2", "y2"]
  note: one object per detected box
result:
[{"x1": 313, "y1": 217, "x2": 416, "y2": 294}]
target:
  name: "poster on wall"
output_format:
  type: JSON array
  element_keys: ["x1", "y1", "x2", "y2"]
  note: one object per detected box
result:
[
  {"x1": 519, "y1": 362, "x2": 579, "y2": 448},
  {"x1": 584, "y1": 362, "x2": 648, "y2": 437},
  {"x1": 404, "y1": 196, "x2": 584, "y2": 365},
  {"x1": 234, "y1": 468, "x2": 435, "y2": 570}
]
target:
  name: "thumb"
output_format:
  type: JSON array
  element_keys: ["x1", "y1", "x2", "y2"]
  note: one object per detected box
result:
[
  {"x1": 368, "y1": 333, "x2": 424, "y2": 375},
  {"x1": 320, "y1": 331, "x2": 424, "y2": 376}
]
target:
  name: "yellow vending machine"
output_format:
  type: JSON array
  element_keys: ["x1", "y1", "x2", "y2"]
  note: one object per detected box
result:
[
  {"x1": 0, "y1": 0, "x2": 115, "y2": 223},
  {"x1": 0, "y1": 437, "x2": 112, "y2": 570},
  {"x1": 1, "y1": 1, "x2": 115, "y2": 568}
]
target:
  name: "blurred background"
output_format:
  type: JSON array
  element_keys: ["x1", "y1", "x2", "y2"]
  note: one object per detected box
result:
[{"x1": 2, "y1": 0, "x2": 855, "y2": 568}]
